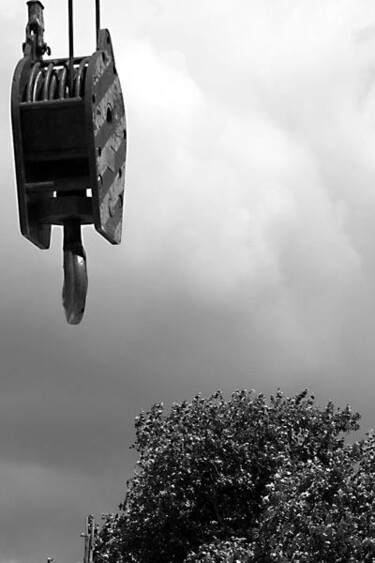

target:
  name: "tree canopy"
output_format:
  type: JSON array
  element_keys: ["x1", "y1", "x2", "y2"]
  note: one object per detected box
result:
[{"x1": 94, "y1": 389, "x2": 375, "y2": 562}]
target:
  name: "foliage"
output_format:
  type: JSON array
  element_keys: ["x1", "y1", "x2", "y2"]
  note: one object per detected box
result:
[
  {"x1": 94, "y1": 388, "x2": 375, "y2": 563},
  {"x1": 183, "y1": 537, "x2": 253, "y2": 562}
]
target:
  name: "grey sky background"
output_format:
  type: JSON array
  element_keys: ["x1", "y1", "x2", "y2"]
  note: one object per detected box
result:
[{"x1": 2, "y1": 0, "x2": 375, "y2": 561}]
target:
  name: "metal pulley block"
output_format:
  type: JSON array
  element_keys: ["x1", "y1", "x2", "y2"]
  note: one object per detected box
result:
[{"x1": 11, "y1": 0, "x2": 127, "y2": 324}]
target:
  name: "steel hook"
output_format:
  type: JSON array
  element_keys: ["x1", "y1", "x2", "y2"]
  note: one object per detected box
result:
[{"x1": 62, "y1": 220, "x2": 88, "y2": 325}]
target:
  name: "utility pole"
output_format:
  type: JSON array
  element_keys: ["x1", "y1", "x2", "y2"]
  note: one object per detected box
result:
[{"x1": 82, "y1": 515, "x2": 96, "y2": 563}]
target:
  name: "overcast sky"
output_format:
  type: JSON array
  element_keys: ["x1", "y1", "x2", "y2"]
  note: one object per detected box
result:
[{"x1": 3, "y1": 0, "x2": 375, "y2": 561}]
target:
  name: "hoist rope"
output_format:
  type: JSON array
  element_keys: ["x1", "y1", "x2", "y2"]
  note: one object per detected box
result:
[
  {"x1": 96, "y1": 0, "x2": 100, "y2": 46},
  {"x1": 68, "y1": 0, "x2": 74, "y2": 95}
]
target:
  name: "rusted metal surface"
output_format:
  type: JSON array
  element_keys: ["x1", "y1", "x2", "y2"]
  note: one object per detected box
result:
[
  {"x1": 23, "y1": 1, "x2": 50, "y2": 60},
  {"x1": 11, "y1": 0, "x2": 127, "y2": 324},
  {"x1": 85, "y1": 29, "x2": 126, "y2": 244}
]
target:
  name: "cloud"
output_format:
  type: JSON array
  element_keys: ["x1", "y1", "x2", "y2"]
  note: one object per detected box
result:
[
  {"x1": 4, "y1": 0, "x2": 373, "y2": 389},
  {"x1": 0, "y1": 459, "x2": 105, "y2": 563},
  {"x1": 116, "y1": 0, "x2": 372, "y2": 367},
  {"x1": 7, "y1": 0, "x2": 374, "y2": 361},
  {"x1": 3, "y1": 0, "x2": 375, "y2": 438}
]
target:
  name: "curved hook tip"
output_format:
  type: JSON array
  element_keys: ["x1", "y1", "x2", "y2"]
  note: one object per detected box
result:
[
  {"x1": 62, "y1": 221, "x2": 88, "y2": 325},
  {"x1": 63, "y1": 249, "x2": 88, "y2": 325}
]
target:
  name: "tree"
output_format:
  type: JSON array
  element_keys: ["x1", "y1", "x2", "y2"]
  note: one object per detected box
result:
[{"x1": 94, "y1": 389, "x2": 375, "y2": 563}]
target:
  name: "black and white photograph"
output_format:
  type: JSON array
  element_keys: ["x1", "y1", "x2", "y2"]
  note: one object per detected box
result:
[{"x1": 2, "y1": 1, "x2": 375, "y2": 561}]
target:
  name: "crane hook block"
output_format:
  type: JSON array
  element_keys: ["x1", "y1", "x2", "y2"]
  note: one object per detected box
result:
[{"x1": 11, "y1": 1, "x2": 127, "y2": 323}]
